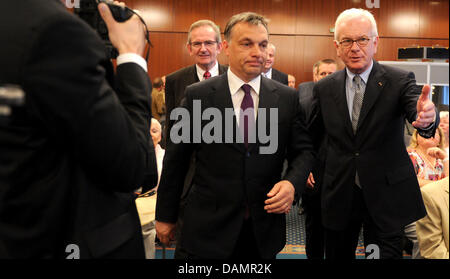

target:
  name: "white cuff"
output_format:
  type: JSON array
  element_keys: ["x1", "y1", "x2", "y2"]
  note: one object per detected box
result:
[{"x1": 117, "y1": 53, "x2": 148, "y2": 72}]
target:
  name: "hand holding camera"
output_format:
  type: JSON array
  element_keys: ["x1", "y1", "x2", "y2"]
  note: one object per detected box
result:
[{"x1": 97, "y1": 1, "x2": 147, "y2": 56}]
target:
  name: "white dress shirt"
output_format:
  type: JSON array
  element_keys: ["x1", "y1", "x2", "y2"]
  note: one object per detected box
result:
[
  {"x1": 262, "y1": 68, "x2": 272, "y2": 79},
  {"x1": 227, "y1": 68, "x2": 260, "y2": 123},
  {"x1": 196, "y1": 62, "x2": 219, "y2": 81}
]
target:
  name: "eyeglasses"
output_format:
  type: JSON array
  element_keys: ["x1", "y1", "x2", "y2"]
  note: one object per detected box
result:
[
  {"x1": 338, "y1": 37, "x2": 372, "y2": 48},
  {"x1": 190, "y1": 40, "x2": 218, "y2": 49}
]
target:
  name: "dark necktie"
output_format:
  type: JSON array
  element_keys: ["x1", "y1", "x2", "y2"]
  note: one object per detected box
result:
[
  {"x1": 203, "y1": 71, "x2": 211, "y2": 80},
  {"x1": 240, "y1": 84, "x2": 254, "y2": 149}
]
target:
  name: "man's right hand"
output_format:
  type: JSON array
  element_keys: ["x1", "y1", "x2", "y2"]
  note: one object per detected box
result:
[
  {"x1": 98, "y1": 2, "x2": 146, "y2": 56},
  {"x1": 156, "y1": 221, "x2": 176, "y2": 246}
]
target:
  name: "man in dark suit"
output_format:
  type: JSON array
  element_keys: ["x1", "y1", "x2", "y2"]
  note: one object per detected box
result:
[
  {"x1": 298, "y1": 58, "x2": 337, "y2": 259},
  {"x1": 163, "y1": 19, "x2": 227, "y2": 258},
  {"x1": 309, "y1": 8, "x2": 438, "y2": 259},
  {"x1": 261, "y1": 43, "x2": 289, "y2": 86},
  {"x1": 0, "y1": 0, "x2": 157, "y2": 258},
  {"x1": 156, "y1": 12, "x2": 315, "y2": 259}
]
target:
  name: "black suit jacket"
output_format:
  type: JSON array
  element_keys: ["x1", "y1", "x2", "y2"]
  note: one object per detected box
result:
[
  {"x1": 310, "y1": 61, "x2": 436, "y2": 232},
  {"x1": 298, "y1": 81, "x2": 326, "y2": 197},
  {"x1": 156, "y1": 74, "x2": 315, "y2": 259},
  {"x1": 298, "y1": 81, "x2": 315, "y2": 123},
  {"x1": 0, "y1": 0, "x2": 158, "y2": 258},
  {"x1": 164, "y1": 63, "x2": 228, "y2": 204},
  {"x1": 271, "y1": 68, "x2": 289, "y2": 86}
]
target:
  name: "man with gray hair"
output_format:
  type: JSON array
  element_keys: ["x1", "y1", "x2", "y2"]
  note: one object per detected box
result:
[
  {"x1": 309, "y1": 8, "x2": 438, "y2": 259},
  {"x1": 261, "y1": 43, "x2": 289, "y2": 85},
  {"x1": 156, "y1": 12, "x2": 315, "y2": 259},
  {"x1": 165, "y1": 19, "x2": 228, "y2": 140}
]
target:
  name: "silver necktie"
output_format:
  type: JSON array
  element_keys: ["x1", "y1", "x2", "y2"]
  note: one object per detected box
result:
[
  {"x1": 352, "y1": 75, "x2": 364, "y2": 188},
  {"x1": 351, "y1": 75, "x2": 364, "y2": 134}
]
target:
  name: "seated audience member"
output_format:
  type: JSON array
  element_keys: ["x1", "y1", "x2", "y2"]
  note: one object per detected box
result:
[
  {"x1": 151, "y1": 77, "x2": 166, "y2": 121},
  {"x1": 408, "y1": 127, "x2": 447, "y2": 186},
  {"x1": 136, "y1": 119, "x2": 165, "y2": 259},
  {"x1": 440, "y1": 111, "x2": 449, "y2": 155},
  {"x1": 416, "y1": 147, "x2": 449, "y2": 259},
  {"x1": 405, "y1": 127, "x2": 446, "y2": 258}
]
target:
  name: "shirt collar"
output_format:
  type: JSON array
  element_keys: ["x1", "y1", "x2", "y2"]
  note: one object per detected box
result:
[
  {"x1": 262, "y1": 68, "x2": 272, "y2": 79},
  {"x1": 196, "y1": 62, "x2": 219, "y2": 81},
  {"x1": 228, "y1": 68, "x2": 261, "y2": 96},
  {"x1": 346, "y1": 60, "x2": 373, "y2": 84}
]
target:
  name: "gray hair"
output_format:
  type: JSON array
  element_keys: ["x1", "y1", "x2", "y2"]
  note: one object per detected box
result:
[
  {"x1": 268, "y1": 43, "x2": 276, "y2": 52},
  {"x1": 334, "y1": 8, "x2": 378, "y2": 40},
  {"x1": 224, "y1": 12, "x2": 269, "y2": 41},
  {"x1": 187, "y1": 20, "x2": 222, "y2": 44}
]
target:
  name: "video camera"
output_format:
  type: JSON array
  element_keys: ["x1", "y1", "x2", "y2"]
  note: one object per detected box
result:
[{"x1": 74, "y1": 0, "x2": 150, "y2": 60}]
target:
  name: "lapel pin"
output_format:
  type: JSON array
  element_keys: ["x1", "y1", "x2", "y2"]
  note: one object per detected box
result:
[{"x1": 378, "y1": 82, "x2": 383, "y2": 87}]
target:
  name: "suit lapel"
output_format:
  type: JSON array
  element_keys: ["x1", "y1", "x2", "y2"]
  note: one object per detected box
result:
[
  {"x1": 190, "y1": 65, "x2": 200, "y2": 83},
  {"x1": 332, "y1": 70, "x2": 353, "y2": 137},
  {"x1": 218, "y1": 64, "x2": 227, "y2": 75},
  {"x1": 357, "y1": 61, "x2": 386, "y2": 131},
  {"x1": 271, "y1": 69, "x2": 278, "y2": 81},
  {"x1": 248, "y1": 78, "x2": 279, "y2": 153}
]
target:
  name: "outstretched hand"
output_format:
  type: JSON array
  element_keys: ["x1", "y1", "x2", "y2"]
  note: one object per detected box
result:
[{"x1": 412, "y1": 85, "x2": 436, "y2": 129}]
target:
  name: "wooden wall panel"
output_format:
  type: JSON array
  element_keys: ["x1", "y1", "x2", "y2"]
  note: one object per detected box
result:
[
  {"x1": 296, "y1": 0, "x2": 335, "y2": 36},
  {"x1": 134, "y1": 0, "x2": 449, "y2": 85},
  {"x1": 419, "y1": 0, "x2": 449, "y2": 39},
  {"x1": 128, "y1": 0, "x2": 174, "y2": 31},
  {"x1": 214, "y1": 0, "x2": 264, "y2": 33},
  {"x1": 377, "y1": 0, "x2": 421, "y2": 38},
  {"x1": 262, "y1": 0, "x2": 297, "y2": 34},
  {"x1": 172, "y1": 0, "x2": 216, "y2": 32}
]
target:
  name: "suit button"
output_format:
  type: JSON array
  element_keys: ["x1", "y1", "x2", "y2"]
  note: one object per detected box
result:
[{"x1": 355, "y1": 152, "x2": 360, "y2": 157}]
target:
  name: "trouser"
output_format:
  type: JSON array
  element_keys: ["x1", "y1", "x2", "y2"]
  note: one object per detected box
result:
[
  {"x1": 142, "y1": 220, "x2": 156, "y2": 259},
  {"x1": 404, "y1": 222, "x2": 422, "y2": 259},
  {"x1": 324, "y1": 184, "x2": 404, "y2": 259},
  {"x1": 303, "y1": 191, "x2": 325, "y2": 259},
  {"x1": 180, "y1": 218, "x2": 274, "y2": 260}
]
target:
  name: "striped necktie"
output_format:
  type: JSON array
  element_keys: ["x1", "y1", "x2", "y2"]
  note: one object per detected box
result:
[{"x1": 351, "y1": 75, "x2": 364, "y2": 133}]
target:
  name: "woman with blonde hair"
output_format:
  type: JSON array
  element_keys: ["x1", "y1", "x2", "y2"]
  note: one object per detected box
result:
[{"x1": 408, "y1": 127, "x2": 446, "y2": 187}]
